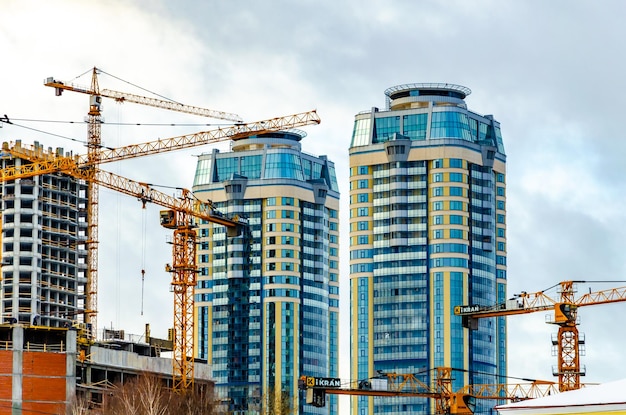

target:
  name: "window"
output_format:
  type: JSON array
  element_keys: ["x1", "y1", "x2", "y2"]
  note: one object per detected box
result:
[
  {"x1": 358, "y1": 179, "x2": 368, "y2": 189},
  {"x1": 358, "y1": 221, "x2": 368, "y2": 231},
  {"x1": 434, "y1": 215, "x2": 443, "y2": 225},
  {"x1": 359, "y1": 166, "x2": 368, "y2": 175},
  {"x1": 282, "y1": 197, "x2": 294, "y2": 206},
  {"x1": 449, "y1": 186, "x2": 463, "y2": 196},
  {"x1": 433, "y1": 230, "x2": 443, "y2": 239},
  {"x1": 433, "y1": 173, "x2": 443, "y2": 182},
  {"x1": 496, "y1": 173, "x2": 505, "y2": 183},
  {"x1": 497, "y1": 200, "x2": 505, "y2": 210},
  {"x1": 449, "y1": 158, "x2": 463, "y2": 168},
  {"x1": 433, "y1": 201, "x2": 443, "y2": 211},
  {"x1": 266, "y1": 210, "x2": 276, "y2": 219},
  {"x1": 281, "y1": 210, "x2": 294, "y2": 219},
  {"x1": 358, "y1": 235, "x2": 368, "y2": 244},
  {"x1": 497, "y1": 227, "x2": 505, "y2": 237},
  {"x1": 433, "y1": 159, "x2": 443, "y2": 168},
  {"x1": 450, "y1": 215, "x2": 464, "y2": 225},
  {"x1": 497, "y1": 186, "x2": 505, "y2": 196},
  {"x1": 387, "y1": 145, "x2": 405, "y2": 155},
  {"x1": 266, "y1": 197, "x2": 276, "y2": 206},
  {"x1": 450, "y1": 229, "x2": 463, "y2": 239},
  {"x1": 450, "y1": 201, "x2": 464, "y2": 210},
  {"x1": 358, "y1": 208, "x2": 368, "y2": 216},
  {"x1": 433, "y1": 187, "x2": 443, "y2": 197},
  {"x1": 225, "y1": 184, "x2": 241, "y2": 193},
  {"x1": 450, "y1": 173, "x2": 464, "y2": 182},
  {"x1": 357, "y1": 193, "x2": 369, "y2": 203}
]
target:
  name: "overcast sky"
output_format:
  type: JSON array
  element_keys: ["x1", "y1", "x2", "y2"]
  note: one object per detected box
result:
[{"x1": 2, "y1": 0, "x2": 626, "y2": 408}]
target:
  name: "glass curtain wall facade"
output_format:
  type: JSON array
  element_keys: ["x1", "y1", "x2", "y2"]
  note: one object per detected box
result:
[
  {"x1": 349, "y1": 84, "x2": 507, "y2": 415},
  {"x1": 192, "y1": 131, "x2": 340, "y2": 415},
  {"x1": 1, "y1": 151, "x2": 88, "y2": 328}
]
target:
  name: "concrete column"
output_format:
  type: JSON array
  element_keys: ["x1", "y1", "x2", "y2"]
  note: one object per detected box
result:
[
  {"x1": 12, "y1": 325, "x2": 23, "y2": 415},
  {"x1": 66, "y1": 330, "x2": 77, "y2": 405}
]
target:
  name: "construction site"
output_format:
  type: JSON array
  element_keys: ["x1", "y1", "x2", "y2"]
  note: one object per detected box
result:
[{"x1": 1, "y1": 68, "x2": 625, "y2": 415}]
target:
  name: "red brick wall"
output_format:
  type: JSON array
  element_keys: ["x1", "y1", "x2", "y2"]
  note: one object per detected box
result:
[
  {"x1": 0, "y1": 351, "x2": 68, "y2": 415},
  {"x1": 0, "y1": 350, "x2": 13, "y2": 415},
  {"x1": 22, "y1": 352, "x2": 67, "y2": 414}
]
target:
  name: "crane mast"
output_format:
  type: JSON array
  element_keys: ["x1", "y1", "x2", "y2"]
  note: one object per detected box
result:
[
  {"x1": 85, "y1": 67, "x2": 102, "y2": 333},
  {"x1": 454, "y1": 280, "x2": 626, "y2": 391}
]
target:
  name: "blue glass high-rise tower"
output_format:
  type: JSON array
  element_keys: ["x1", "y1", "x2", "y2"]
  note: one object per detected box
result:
[
  {"x1": 192, "y1": 131, "x2": 340, "y2": 414},
  {"x1": 349, "y1": 84, "x2": 507, "y2": 414}
]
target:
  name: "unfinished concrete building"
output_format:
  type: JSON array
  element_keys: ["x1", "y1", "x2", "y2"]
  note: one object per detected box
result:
[{"x1": 1, "y1": 145, "x2": 89, "y2": 328}]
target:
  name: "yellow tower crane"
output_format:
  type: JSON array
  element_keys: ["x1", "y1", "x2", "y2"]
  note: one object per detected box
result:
[
  {"x1": 454, "y1": 280, "x2": 626, "y2": 392},
  {"x1": 42, "y1": 67, "x2": 243, "y2": 334},
  {"x1": 0, "y1": 109, "x2": 321, "y2": 390}
]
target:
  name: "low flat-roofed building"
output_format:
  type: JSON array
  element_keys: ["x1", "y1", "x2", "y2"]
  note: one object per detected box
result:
[{"x1": 496, "y1": 379, "x2": 626, "y2": 415}]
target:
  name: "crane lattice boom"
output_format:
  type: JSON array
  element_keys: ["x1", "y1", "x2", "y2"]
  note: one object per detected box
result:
[
  {"x1": 0, "y1": 110, "x2": 320, "y2": 181},
  {"x1": 45, "y1": 70, "x2": 243, "y2": 123}
]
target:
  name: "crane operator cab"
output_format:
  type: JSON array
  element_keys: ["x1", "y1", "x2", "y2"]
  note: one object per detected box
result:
[
  {"x1": 160, "y1": 210, "x2": 177, "y2": 229},
  {"x1": 451, "y1": 392, "x2": 475, "y2": 415},
  {"x1": 555, "y1": 303, "x2": 578, "y2": 324}
]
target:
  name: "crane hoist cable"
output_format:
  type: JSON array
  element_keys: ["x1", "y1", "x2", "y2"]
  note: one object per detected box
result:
[{"x1": 141, "y1": 207, "x2": 147, "y2": 316}]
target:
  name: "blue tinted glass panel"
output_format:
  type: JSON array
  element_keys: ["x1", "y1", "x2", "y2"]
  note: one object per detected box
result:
[
  {"x1": 302, "y1": 158, "x2": 312, "y2": 180},
  {"x1": 403, "y1": 113, "x2": 428, "y2": 140},
  {"x1": 240, "y1": 155, "x2": 262, "y2": 179},
  {"x1": 430, "y1": 112, "x2": 472, "y2": 141},
  {"x1": 327, "y1": 164, "x2": 339, "y2": 192},
  {"x1": 312, "y1": 162, "x2": 322, "y2": 180},
  {"x1": 495, "y1": 126, "x2": 506, "y2": 154},
  {"x1": 264, "y1": 153, "x2": 304, "y2": 180},
  {"x1": 215, "y1": 157, "x2": 238, "y2": 181},
  {"x1": 373, "y1": 116, "x2": 400, "y2": 143}
]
